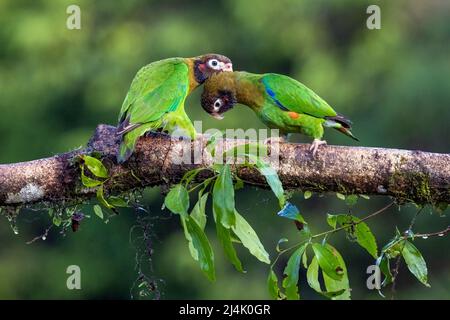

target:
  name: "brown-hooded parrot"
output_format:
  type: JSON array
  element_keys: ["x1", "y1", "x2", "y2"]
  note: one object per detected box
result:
[
  {"x1": 201, "y1": 71, "x2": 357, "y2": 155},
  {"x1": 116, "y1": 54, "x2": 233, "y2": 163}
]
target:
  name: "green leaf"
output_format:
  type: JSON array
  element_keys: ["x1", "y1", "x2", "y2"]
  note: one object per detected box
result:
[
  {"x1": 336, "y1": 192, "x2": 346, "y2": 200},
  {"x1": 282, "y1": 243, "x2": 308, "y2": 300},
  {"x1": 349, "y1": 217, "x2": 378, "y2": 258},
  {"x1": 306, "y1": 256, "x2": 321, "y2": 293},
  {"x1": 327, "y1": 214, "x2": 378, "y2": 258},
  {"x1": 182, "y1": 216, "x2": 216, "y2": 281},
  {"x1": 307, "y1": 256, "x2": 347, "y2": 299},
  {"x1": 191, "y1": 193, "x2": 208, "y2": 230},
  {"x1": 401, "y1": 240, "x2": 430, "y2": 287},
  {"x1": 232, "y1": 210, "x2": 270, "y2": 264},
  {"x1": 322, "y1": 244, "x2": 351, "y2": 300},
  {"x1": 80, "y1": 167, "x2": 103, "y2": 187},
  {"x1": 254, "y1": 158, "x2": 285, "y2": 207},
  {"x1": 234, "y1": 176, "x2": 244, "y2": 190},
  {"x1": 93, "y1": 204, "x2": 104, "y2": 219},
  {"x1": 312, "y1": 243, "x2": 343, "y2": 281},
  {"x1": 164, "y1": 184, "x2": 189, "y2": 217},
  {"x1": 215, "y1": 212, "x2": 244, "y2": 272},
  {"x1": 52, "y1": 215, "x2": 62, "y2": 227},
  {"x1": 267, "y1": 269, "x2": 281, "y2": 300},
  {"x1": 276, "y1": 238, "x2": 289, "y2": 252},
  {"x1": 82, "y1": 155, "x2": 108, "y2": 178},
  {"x1": 345, "y1": 194, "x2": 358, "y2": 206},
  {"x1": 326, "y1": 214, "x2": 338, "y2": 229},
  {"x1": 96, "y1": 185, "x2": 113, "y2": 209},
  {"x1": 304, "y1": 191, "x2": 312, "y2": 199},
  {"x1": 107, "y1": 196, "x2": 128, "y2": 207},
  {"x1": 181, "y1": 168, "x2": 205, "y2": 186},
  {"x1": 359, "y1": 194, "x2": 370, "y2": 200},
  {"x1": 180, "y1": 217, "x2": 198, "y2": 261},
  {"x1": 376, "y1": 254, "x2": 393, "y2": 287},
  {"x1": 213, "y1": 164, "x2": 236, "y2": 228},
  {"x1": 302, "y1": 250, "x2": 308, "y2": 269}
]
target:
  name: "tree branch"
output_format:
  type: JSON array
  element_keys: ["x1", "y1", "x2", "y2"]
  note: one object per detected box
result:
[{"x1": 0, "y1": 124, "x2": 449, "y2": 207}]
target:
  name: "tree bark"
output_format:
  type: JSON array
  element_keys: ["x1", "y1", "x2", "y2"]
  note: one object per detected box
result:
[{"x1": 0, "y1": 124, "x2": 449, "y2": 207}]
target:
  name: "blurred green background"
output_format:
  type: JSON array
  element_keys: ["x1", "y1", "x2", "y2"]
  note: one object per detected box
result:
[{"x1": 0, "y1": 0, "x2": 449, "y2": 299}]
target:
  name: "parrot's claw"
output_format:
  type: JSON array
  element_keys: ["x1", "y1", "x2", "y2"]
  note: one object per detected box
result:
[{"x1": 309, "y1": 139, "x2": 327, "y2": 157}]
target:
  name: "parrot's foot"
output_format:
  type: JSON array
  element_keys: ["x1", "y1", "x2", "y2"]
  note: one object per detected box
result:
[{"x1": 309, "y1": 139, "x2": 327, "y2": 156}]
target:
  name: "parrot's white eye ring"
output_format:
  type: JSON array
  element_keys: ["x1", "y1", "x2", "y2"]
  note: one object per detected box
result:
[
  {"x1": 207, "y1": 59, "x2": 221, "y2": 70},
  {"x1": 213, "y1": 98, "x2": 223, "y2": 111}
]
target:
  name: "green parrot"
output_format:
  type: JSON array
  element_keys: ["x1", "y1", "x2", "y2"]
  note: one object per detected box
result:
[
  {"x1": 116, "y1": 54, "x2": 233, "y2": 163},
  {"x1": 201, "y1": 71, "x2": 357, "y2": 155}
]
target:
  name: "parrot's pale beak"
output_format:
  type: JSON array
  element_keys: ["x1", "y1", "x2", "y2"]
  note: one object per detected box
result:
[
  {"x1": 220, "y1": 62, "x2": 233, "y2": 72},
  {"x1": 211, "y1": 113, "x2": 224, "y2": 120}
]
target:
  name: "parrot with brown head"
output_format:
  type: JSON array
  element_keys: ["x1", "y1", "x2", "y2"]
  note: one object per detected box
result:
[
  {"x1": 201, "y1": 71, "x2": 357, "y2": 156},
  {"x1": 117, "y1": 54, "x2": 233, "y2": 163}
]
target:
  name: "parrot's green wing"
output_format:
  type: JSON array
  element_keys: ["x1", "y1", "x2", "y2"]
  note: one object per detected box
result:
[
  {"x1": 118, "y1": 58, "x2": 189, "y2": 129},
  {"x1": 261, "y1": 73, "x2": 337, "y2": 118},
  {"x1": 117, "y1": 59, "x2": 190, "y2": 163}
]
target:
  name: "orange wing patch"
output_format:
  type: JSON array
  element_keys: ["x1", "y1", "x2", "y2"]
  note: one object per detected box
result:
[{"x1": 287, "y1": 111, "x2": 300, "y2": 119}]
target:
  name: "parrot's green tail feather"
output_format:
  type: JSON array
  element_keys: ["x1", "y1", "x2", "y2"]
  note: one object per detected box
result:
[
  {"x1": 117, "y1": 123, "x2": 157, "y2": 163},
  {"x1": 324, "y1": 114, "x2": 359, "y2": 141},
  {"x1": 117, "y1": 135, "x2": 137, "y2": 164},
  {"x1": 335, "y1": 126, "x2": 359, "y2": 141}
]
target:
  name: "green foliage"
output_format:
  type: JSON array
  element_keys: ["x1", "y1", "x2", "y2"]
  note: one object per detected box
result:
[
  {"x1": 254, "y1": 158, "x2": 286, "y2": 207},
  {"x1": 190, "y1": 192, "x2": 208, "y2": 230},
  {"x1": 93, "y1": 205, "x2": 103, "y2": 219},
  {"x1": 282, "y1": 243, "x2": 307, "y2": 299},
  {"x1": 336, "y1": 192, "x2": 346, "y2": 201},
  {"x1": 182, "y1": 216, "x2": 216, "y2": 281},
  {"x1": 267, "y1": 269, "x2": 283, "y2": 300},
  {"x1": 232, "y1": 210, "x2": 270, "y2": 264},
  {"x1": 306, "y1": 257, "x2": 346, "y2": 299},
  {"x1": 164, "y1": 184, "x2": 189, "y2": 217},
  {"x1": 327, "y1": 214, "x2": 378, "y2": 258},
  {"x1": 401, "y1": 240, "x2": 430, "y2": 287},
  {"x1": 213, "y1": 164, "x2": 236, "y2": 228},
  {"x1": 345, "y1": 195, "x2": 359, "y2": 206},
  {"x1": 78, "y1": 154, "x2": 129, "y2": 215},
  {"x1": 82, "y1": 155, "x2": 109, "y2": 179},
  {"x1": 163, "y1": 142, "x2": 277, "y2": 280},
  {"x1": 312, "y1": 243, "x2": 344, "y2": 281},
  {"x1": 215, "y1": 212, "x2": 244, "y2": 272},
  {"x1": 321, "y1": 244, "x2": 351, "y2": 300}
]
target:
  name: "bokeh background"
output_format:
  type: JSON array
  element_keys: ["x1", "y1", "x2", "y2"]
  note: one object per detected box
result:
[{"x1": 0, "y1": 0, "x2": 449, "y2": 299}]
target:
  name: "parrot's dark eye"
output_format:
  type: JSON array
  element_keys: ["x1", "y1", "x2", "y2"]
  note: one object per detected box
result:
[
  {"x1": 207, "y1": 59, "x2": 221, "y2": 70},
  {"x1": 213, "y1": 98, "x2": 223, "y2": 110}
]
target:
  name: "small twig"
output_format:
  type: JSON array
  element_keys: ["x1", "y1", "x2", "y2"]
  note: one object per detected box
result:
[
  {"x1": 391, "y1": 253, "x2": 403, "y2": 300},
  {"x1": 26, "y1": 224, "x2": 53, "y2": 244},
  {"x1": 415, "y1": 226, "x2": 450, "y2": 239},
  {"x1": 391, "y1": 206, "x2": 424, "y2": 299},
  {"x1": 311, "y1": 201, "x2": 395, "y2": 239}
]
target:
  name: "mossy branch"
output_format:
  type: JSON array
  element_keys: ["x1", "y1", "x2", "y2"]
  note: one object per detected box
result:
[{"x1": 0, "y1": 124, "x2": 449, "y2": 207}]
